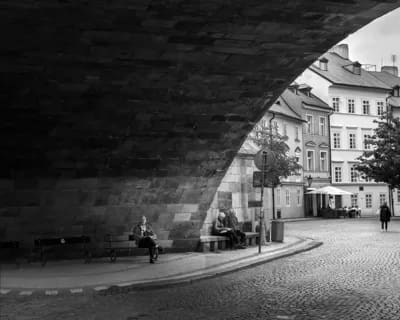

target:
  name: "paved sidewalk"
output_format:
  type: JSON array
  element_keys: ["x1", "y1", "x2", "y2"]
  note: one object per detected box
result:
[{"x1": 0, "y1": 235, "x2": 321, "y2": 296}]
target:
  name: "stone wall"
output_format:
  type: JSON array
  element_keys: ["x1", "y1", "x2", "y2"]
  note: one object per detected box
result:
[{"x1": 0, "y1": 175, "x2": 220, "y2": 250}]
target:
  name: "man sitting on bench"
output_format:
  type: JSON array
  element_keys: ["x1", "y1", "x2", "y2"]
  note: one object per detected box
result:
[
  {"x1": 212, "y1": 211, "x2": 246, "y2": 249},
  {"x1": 132, "y1": 215, "x2": 162, "y2": 263},
  {"x1": 225, "y1": 209, "x2": 247, "y2": 248}
]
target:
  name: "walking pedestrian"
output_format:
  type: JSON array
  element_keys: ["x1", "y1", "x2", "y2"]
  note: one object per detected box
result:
[{"x1": 379, "y1": 202, "x2": 391, "y2": 232}]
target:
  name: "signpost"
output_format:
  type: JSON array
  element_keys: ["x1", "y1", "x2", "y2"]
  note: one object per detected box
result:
[{"x1": 253, "y1": 148, "x2": 280, "y2": 253}]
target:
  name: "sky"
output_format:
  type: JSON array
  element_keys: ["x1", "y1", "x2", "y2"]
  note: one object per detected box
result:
[{"x1": 338, "y1": 7, "x2": 400, "y2": 70}]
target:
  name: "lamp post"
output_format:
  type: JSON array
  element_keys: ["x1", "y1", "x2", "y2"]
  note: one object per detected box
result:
[
  {"x1": 306, "y1": 175, "x2": 313, "y2": 216},
  {"x1": 307, "y1": 175, "x2": 313, "y2": 187}
]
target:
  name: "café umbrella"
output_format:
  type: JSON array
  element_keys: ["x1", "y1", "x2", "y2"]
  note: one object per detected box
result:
[{"x1": 306, "y1": 186, "x2": 353, "y2": 195}]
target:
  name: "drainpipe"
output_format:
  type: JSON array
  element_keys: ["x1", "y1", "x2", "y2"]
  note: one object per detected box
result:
[
  {"x1": 269, "y1": 112, "x2": 276, "y2": 220},
  {"x1": 327, "y1": 110, "x2": 333, "y2": 184}
]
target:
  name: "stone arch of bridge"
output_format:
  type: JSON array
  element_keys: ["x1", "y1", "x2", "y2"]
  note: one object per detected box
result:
[{"x1": 1, "y1": 1, "x2": 399, "y2": 250}]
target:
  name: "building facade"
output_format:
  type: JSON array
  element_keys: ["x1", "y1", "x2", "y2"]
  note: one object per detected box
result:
[
  {"x1": 282, "y1": 85, "x2": 332, "y2": 216},
  {"x1": 296, "y1": 44, "x2": 393, "y2": 215}
]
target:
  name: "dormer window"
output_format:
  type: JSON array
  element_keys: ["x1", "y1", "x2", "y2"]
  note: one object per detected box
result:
[
  {"x1": 353, "y1": 62, "x2": 361, "y2": 75},
  {"x1": 393, "y1": 85, "x2": 400, "y2": 97},
  {"x1": 319, "y1": 57, "x2": 328, "y2": 71}
]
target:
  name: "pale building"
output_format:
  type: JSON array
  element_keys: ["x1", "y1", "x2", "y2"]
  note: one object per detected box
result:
[
  {"x1": 370, "y1": 66, "x2": 400, "y2": 215},
  {"x1": 296, "y1": 44, "x2": 393, "y2": 215},
  {"x1": 259, "y1": 95, "x2": 306, "y2": 219},
  {"x1": 282, "y1": 84, "x2": 332, "y2": 217}
]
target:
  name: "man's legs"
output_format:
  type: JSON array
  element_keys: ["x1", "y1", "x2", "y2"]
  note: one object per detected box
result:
[
  {"x1": 139, "y1": 237, "x2": 157, "y2": 263},
  {"x1": 385, "y1": 221, "x2": 388, "y2": 231},
  {"x1": 236, "y1": 230, "x2": 246, "y2": 245}
]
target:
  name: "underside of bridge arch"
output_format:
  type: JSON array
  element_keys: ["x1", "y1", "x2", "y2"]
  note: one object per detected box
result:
[{"x1": 1, "y1": 1, "x2": 399, "y2": 250}]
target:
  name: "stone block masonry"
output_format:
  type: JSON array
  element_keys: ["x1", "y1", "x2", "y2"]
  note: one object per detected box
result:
[{"x1": 1, "y1": 1, "x2": 400, "y2": 250}]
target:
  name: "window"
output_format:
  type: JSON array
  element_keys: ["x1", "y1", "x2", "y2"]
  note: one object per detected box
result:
[
  {"x1": 297, "y1": 189, "x2": 301, "y2": 206},
  {"x1": 349, "y1": 133, "x2": 356, "y2": 149},
  {"x1": 365, "y1": 194, "x2": 372, "y2": 208},
  {"x1": 320, "y1": 151, "x2": 327, "y2": 171},
  {"x1": 283, "y1": 123, "x2": 287, "y2": 137},
  {"x1": 285, "y1": 189, "x2": 291, "y2": 206},
  {"x1": 348, "y1": 99, "x2": 355, "y2": 113},
  {"x1": 332, "y1": 97, "x2": 340, "y2": 112},
  {"x1": 351, "y1": 194, "x2": 358, "y2": 207},
  {"x1": 397, "y1": 190, "x2": 400, "y2": 203},
  {"x1": 295, "y1": 126, "x2": 300, "y2": 141},
  {"x1": 377, "y1": 101, "x2": 384, "y2": 116},
  {"x1": 362, "y1": 100, "x2": 370, "y2": 115},
  {"x1": 333, "y1": 132, "x2": 341, "y2": 149},
  {"x1": 273, "y1": 121, "x2": 278, "y2": 134},
  {"x1": 350, "y1": 167, "x2": 358, "y2": 182},
  {"x1": 306, "y1": 115, "x2": 313, "y2": 134},
  {"x1": 379, "y1": 193, "x2": 387, "y2": 206},
  {"x1": 334, "y1": 167, "x2": 342, "y2": 182},
  {"x1": 276, "y1": 188, "x2": 281, "y2": 206},
  {"x1": 394, "y1": 86, "x2": 400, "y2": 97},
  {"x1": 363, "y1": 133, "x2": 371, "y2": 150},
  {"x1": 319, "y1": 117, "x2": 326, "y2": 136},
  {"x1": 307, "y1": 150, "x2": 314, "y2": 171}
]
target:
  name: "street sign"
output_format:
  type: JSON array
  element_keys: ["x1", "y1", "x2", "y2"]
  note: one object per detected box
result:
[
  {"x1": 253, "y1": 171, "x2": 280, "y2": 188},
  {"x1": 248, "y1": 200, "x2": 262, "y2": 208},
  {"x1": 254, "y1": 148, "x2": 277, "y2": 171}
]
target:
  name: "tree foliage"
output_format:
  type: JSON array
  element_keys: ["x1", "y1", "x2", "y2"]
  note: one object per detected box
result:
[
  {"x1": 249, "y1": 126, "x2": 302, "y2": 182},
  {"x1": 356, "y1": 112, "x2": 400, "y2": 188}
]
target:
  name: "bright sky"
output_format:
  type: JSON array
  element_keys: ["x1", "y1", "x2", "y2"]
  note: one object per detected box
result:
[{"x1": 338, "y1": 7, "x2": 400, "y2": 70}]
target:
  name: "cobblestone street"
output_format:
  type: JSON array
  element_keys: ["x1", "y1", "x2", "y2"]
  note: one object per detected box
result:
[{"x1": 2, "y1": 218, "x2": 400, "y2": 320}]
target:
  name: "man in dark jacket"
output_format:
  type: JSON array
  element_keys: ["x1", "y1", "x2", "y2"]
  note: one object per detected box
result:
[
  {"x1": 132, "y1": 216, "x2": 161, "y2": 263},
  {"x1": 224, "y1": 209, "x2": 247, "y2": 247},
  {"x1": 380, "y1": 202, "x2": 391, "y2": 231},
  {"x1": 212, "y1": 211, "x2": 245, "y2": 249}
]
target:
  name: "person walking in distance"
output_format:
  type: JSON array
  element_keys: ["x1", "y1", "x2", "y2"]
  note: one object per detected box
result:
[{"x1": 380, "y1": 202, "x2": 391, "y2": 232}]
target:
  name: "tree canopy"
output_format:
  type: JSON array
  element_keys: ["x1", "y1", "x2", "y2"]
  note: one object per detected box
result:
[
  {"x1": 356, "y1": 112, "x2": 400, "y2": 188},
  {"x1": 250, "y1": 124, "x2": 302, "y2": 185}
]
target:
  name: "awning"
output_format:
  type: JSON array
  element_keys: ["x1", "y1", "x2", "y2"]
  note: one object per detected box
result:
[{"x1": 305, "y1": 186, "x2": 353, "y2": 195}]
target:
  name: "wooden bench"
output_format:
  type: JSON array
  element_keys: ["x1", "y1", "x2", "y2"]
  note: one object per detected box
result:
[
  {"x1": 33, "y1": 236, "x2": 91, "y2": 266},
  {"x1": 104, "y1": 232, "x2": 160, "y2": 262},
  {"x1": 198, "y1": 232, "x2": 259, "y2": 252},
  {"x1": 0, "y1": 241, "x2": 25, "y2": 265},
  {"x1": 104, "y1": 233, "x2": 137, "y2": 262}
]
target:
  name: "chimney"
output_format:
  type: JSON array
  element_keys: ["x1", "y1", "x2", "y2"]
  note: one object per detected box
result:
[
  {"x1": 382, "y1": 66, "x2": 399, "y2": 77},
  {"x1": 352, "y1": 62, "x2": 361, "y2": 75},
  {"x1": 319, "y1": 57, "x2": 328, "y2": 71},
  {"x1": 329, "y1": 44, "x2": 349, "y2": 60}
]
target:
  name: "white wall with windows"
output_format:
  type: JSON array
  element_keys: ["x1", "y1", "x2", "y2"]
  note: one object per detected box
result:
[{"x1": 328, "y1": 86, "x2": 389, "y2": 214}]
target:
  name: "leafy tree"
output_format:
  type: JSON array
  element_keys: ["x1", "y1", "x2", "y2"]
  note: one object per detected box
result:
[
  {"x1": 249, "y1": 122, "x2": 302, "y2": 244},
  {"x1": 250, "y1": 126, "x2": 302, "y2": 184},
  {"x1": 356, "y1": 112, "x2": 400, "y2": 188},
  {"x1": 356, "y1": 112, "x2": 400, "y2": 215}
]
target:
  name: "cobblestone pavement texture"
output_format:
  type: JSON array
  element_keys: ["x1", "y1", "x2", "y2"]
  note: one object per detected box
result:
[{"x1": 2, "y1": 219, "x2": 400, "y2": 320}]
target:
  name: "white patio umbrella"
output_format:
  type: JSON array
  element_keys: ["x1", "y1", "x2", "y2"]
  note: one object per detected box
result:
[{"x1": 306, "y1": 186, "x2": 353, "y2": 195}]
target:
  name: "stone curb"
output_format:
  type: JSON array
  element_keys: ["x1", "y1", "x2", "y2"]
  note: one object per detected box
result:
[
  {"x1": 100, "y1": 238, "x2": 323, "y2": 295},
  {"x1": 0, "y1": 237, "x2": 322, "y2": 297}
]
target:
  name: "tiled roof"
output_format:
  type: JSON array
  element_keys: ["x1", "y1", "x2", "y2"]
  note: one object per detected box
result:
[
  {"x1": 280, "y1": 87, "x2": 331, "y2": 117},
  {"x1": 370, "y1": 71, "x2": 400, "y2": 88},
  {"x1": 309, "y1": 52, "x2": 391, "y2": 90},
  {"x1": 269, "y1": 95, "x2": 304, "y2": 122}
]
